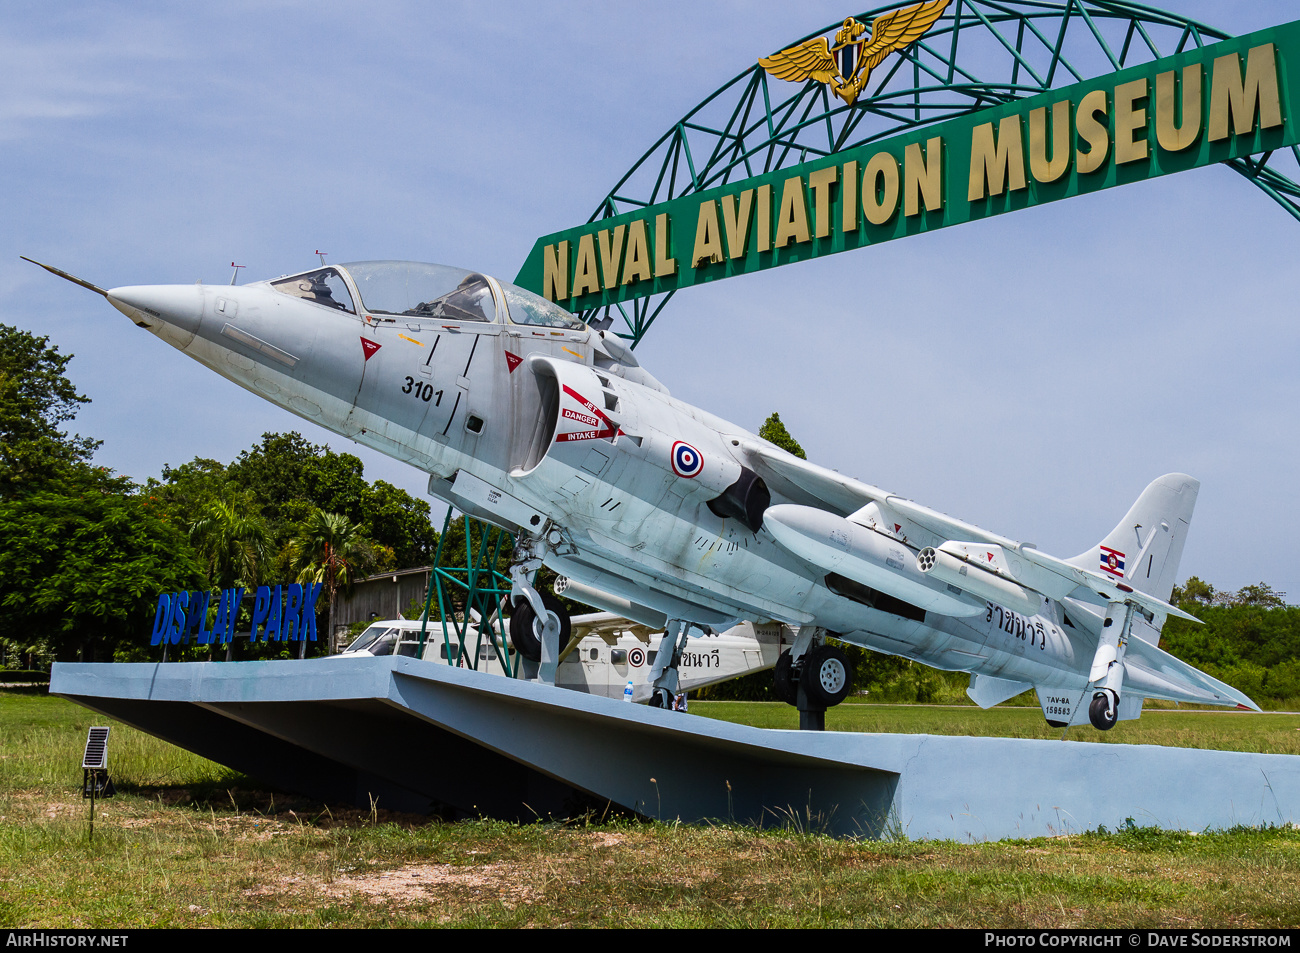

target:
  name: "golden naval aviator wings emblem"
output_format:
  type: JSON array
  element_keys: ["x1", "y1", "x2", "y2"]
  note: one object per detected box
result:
[{"x1": 760, "y1": 0, "x2": 950, "y2": 106}]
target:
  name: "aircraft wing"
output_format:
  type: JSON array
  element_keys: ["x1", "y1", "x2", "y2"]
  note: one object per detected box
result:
[
  {"x1": 739, "y1": 441, "x2": 888, "y2": 516},
  {"x1": 1123, "y1": 637, "x2": 1261, "y2": 711},
  {"x1": 881, "y1": 496, "x2": 1019, "y2": 550},
  {"x1": 741, "y1": 440, "x2": 1018, "y2": 547},
  {"x1": 743, "y1": 442, "x2": 1197, "y2": 623},
  {"x1": 569, "y1": 611, "x2": 656, "y2": 644},
  {"x1": 1013, "y1": 546, "x2": 1200, "y2": 623}
]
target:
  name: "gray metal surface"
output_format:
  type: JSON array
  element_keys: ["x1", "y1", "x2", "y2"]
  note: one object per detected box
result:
[{"x1": 51, "y1": 659, "x2": 1299, "y2": 840}]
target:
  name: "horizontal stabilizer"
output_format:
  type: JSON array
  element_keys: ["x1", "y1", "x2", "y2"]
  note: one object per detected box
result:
[{"x1": 1123, "y1": 636, "x2": 1261, "y2": 711}]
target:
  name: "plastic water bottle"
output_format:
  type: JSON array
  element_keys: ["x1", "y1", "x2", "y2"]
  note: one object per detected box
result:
[{"x1": 624, "y1": 680, "x2": 634, "y2": 702}]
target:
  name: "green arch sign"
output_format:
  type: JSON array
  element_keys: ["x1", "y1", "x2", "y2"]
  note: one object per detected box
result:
[{"x1": 517, "y1": 22, "x2": 1297, "y2": 314}]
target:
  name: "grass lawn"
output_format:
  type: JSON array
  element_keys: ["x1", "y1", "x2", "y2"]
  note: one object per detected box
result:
[
  {"x1": 1, "y1": 686, "x2": 1297, "y2": 928},
  {"x1": 692, "y1": 699, "x2": 1300, "y2": 755}
]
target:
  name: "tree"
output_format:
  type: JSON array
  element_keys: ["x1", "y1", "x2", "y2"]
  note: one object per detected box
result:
[
  {"x1": 1231, "y1": 583, "x2": 1287, "y2": 608},
  {"x1": 188, "y1": 492, "x2": 272, "y2": 590},
  {"x1": 147, "y1": 458, "x2": 234, "y2": 513},
  {"x1": 1172, "y1": 576, "x2": 1215, "y2": 605},
  {"x1": 0, "y1": 466, "x2": 205, "y2": 662},
  {"x1": 364, "y1": 479, "x2": 439, "y2": 568},
  {"x1": 223, "y1": 432, "x2": 438, "y2": 567},
  {"x1": 0, "y1": 325, "x2": 99, "y2": 493},
  {"x1": 1161, "y1": 577, "x2": 1300, "y2": 706},
  {"x1": 758, "y1": 412, "x2": 806, "y2": 460},
  {"x1": 0, "y1": 323, "x2": 207, "y2": 662},
  {"x1": 289, "y1": 508, "x2": 384, "y2": 654},
  {"x1": 227, "y1": 432, "x2": 370, "y2": 531}
]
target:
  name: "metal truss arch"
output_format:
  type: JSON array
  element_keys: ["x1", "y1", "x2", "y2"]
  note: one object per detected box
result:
[{"x1": 580, "y1": 0, "x2": 1300, "y2": 341}]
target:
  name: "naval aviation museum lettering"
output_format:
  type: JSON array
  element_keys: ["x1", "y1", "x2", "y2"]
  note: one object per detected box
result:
[{"x1": 520, "y1": 28, "x2": 1295, "y2": 309}]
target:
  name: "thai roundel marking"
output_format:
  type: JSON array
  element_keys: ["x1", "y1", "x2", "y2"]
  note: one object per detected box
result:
[
  {"x1": 628, "y1": 646, "x2": 646, "y2": 667},
  {"x1": 671, "y1": 441, "x2": 703, "y2": 478}
]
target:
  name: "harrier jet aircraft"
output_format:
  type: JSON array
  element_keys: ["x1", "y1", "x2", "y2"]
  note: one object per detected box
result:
[{"x1": 26, "y1": 257, "x2": 1258, "y2": 729}]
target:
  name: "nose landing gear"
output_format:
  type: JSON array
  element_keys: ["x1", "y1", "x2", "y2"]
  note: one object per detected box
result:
[
  {"x1": 509, "y1": 589, "x2": 571, "y2": 664},
  {"x1": 507, "y1": 537, "x2": 571, "y2": 684}
]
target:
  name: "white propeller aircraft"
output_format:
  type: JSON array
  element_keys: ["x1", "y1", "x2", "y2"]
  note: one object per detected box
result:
[
  {"x1": 27, "y1": 256, "x2": 1258, "y2": 728},
  {"x1": 337, "y1": 610, "x2": 793, "y2": 704}
]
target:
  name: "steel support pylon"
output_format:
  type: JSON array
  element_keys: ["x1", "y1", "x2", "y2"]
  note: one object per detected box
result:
[{"x1": 417, "y1": 510, "x2": 517, "y2": 678}]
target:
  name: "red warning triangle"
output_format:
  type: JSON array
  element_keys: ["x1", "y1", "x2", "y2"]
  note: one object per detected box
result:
[
  {"x1": 893, "y1": 524, "x2": 902, "y2": 533},
  {"x1": 504, "y1": 351, "x2": 522, "y2": 373},
  {"x1": 360, "y1": 337, "x2": 381, "y2": 361}
]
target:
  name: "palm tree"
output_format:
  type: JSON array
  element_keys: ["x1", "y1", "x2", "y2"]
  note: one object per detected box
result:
[
  {"x1": 188, "y1": 493, "x2": 271, "y2": 591},
  {"x1": 289, "y1": 508, "x2": 384, "y2": 655},
  {"x1": 187, "y1": 494, "x2": 271, "y2": 660}
]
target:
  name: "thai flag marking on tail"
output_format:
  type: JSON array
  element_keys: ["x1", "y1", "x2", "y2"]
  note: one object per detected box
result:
[{"x1": 1099, "y1": 545, "x2": 1126, "y2": 578}]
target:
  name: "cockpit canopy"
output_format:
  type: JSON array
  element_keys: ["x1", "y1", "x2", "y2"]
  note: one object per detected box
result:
[
  {"x1": 343, "y1": 261, "x2": 495, "y2": 321},
  {"x1": 266, "y1": 260, "x2": 585, "y2": 330}
]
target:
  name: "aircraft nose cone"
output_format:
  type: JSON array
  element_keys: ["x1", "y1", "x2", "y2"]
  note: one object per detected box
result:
[{"x1": 107, "y1": 284, "x2": 205, "y2": 333}]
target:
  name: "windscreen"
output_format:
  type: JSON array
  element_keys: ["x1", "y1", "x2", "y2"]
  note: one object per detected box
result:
[
  {"x1": 344, "y1": 624, "x2": 398, "y2": 654},
  {"x1": 501, "y1": 282, "x2": 586, "y2": 330},
  {"x1": 340, "y1": 261, "x2": 496, "y2": 322},
  {"x1": 269, "y1": 268, "x2": 355, "y2": 313}
]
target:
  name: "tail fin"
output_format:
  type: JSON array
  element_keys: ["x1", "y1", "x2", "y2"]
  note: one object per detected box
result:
[{"x1": 1067, "y1": 473, "x2": 1199, "y2": 603}]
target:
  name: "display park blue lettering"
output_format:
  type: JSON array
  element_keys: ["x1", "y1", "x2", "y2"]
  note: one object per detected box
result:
[{"x1": 150, "y1": 583, "x2": 320, "y2": 646}]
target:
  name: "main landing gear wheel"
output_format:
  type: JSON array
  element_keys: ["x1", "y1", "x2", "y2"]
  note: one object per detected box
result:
[
  {"x1": 648, "y1": 688, "x2": 674, "y2": 709},
  {"x1": 800, "y1": 645, "x2": 852, "y2": 707},
  {"x1": 1089, "y1": 692, "x2": 1117, "y2": 731},
  {"x1": 773, "y1": 650, "x2": 798, "y2": 706},
  {"x1": 509, "y1": 590, "x2": 570, "y2": 662}
]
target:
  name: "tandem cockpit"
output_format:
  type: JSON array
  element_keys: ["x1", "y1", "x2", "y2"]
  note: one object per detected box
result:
[{"x1": 263, "y1": 260, "x2": 587, "y2": 330}]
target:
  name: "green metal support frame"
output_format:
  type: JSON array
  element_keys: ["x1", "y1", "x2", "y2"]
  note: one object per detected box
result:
[{"x1": 416, "y1": 510, "x2": 518, "y2": 677}]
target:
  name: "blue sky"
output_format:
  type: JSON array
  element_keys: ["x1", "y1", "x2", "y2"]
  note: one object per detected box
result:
[{"x1": 5, "y1": 1, "x2": 1298, "y2": 601}]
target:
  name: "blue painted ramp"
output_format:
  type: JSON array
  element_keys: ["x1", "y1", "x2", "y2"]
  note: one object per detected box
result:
[{"x1": 51, "y1": 658, "x2": 1300, "y2": 840}]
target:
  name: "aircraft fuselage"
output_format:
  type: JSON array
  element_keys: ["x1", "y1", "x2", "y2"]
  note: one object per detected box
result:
[{"x1": 73, "y1": 258, "x2": 1248, "y2": 726}]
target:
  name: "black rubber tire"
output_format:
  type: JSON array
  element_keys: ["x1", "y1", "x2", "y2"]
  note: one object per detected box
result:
[
  {"x1": 799, "y1": 644, "x2": 852, "y2": 707},
  {"x1": 509, "y1": 590, "x2": 571, "y2": 663},
  {"x1": 1088, "y1": 692, "x2": 1117, "y2": 731},
  {"x1": 772, "y1": 650, "x2": 798, "y2": 706},
  {"x1": 648, "y1": 688, "x2": 674, "y2": 709}
]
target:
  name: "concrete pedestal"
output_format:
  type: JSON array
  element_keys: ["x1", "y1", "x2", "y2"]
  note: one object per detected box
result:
[{"x1": 51, "y1": 657, "x2": 1300, "y2": 840}]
